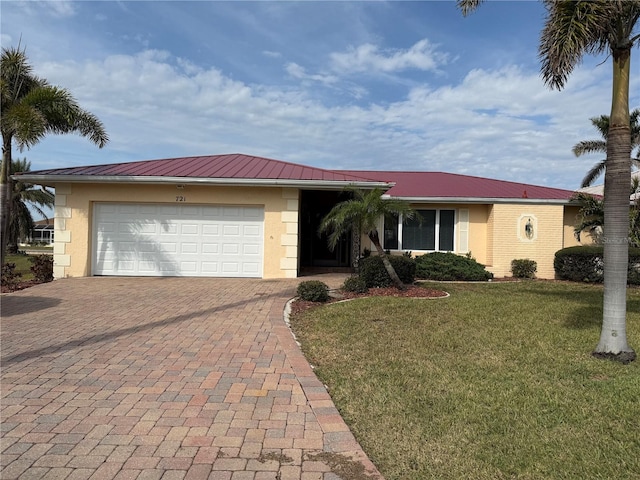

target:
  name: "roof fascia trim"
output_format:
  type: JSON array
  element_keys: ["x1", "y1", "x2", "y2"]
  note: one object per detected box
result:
[
  {"x1": 14, "y1": 174, "x2": 391, "y2": 190},
  {"x1": 383, "y1": 195, "x2": 574, "y2": 205}
]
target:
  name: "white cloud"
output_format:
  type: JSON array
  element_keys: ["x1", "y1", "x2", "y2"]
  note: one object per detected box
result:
[
  {"x1": 27, "y1": 48, "x2": 625, "y2": 191},
  {"x1": 15, "y1": 0, "x2": 76, "y2": 18},
  {"x1": 262, "y1": 50, "x2": 282, "y2": 59},
  {"x1": 285, "y1": 62, "x2": 338, "y2": 85},
  {"x1": 0, "y1": 33, "x2": 12, "y2": 47},
  {"x1": 330, "y1": 39, "x2": 449, "y2": 74}
]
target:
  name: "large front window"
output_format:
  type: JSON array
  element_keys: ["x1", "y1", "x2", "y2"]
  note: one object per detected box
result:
[{"x1": 384, "y1": 209, "x2": 456, "y2": 252}]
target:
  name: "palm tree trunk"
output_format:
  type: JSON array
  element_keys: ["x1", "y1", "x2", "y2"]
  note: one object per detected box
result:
[
  {"x1": 368, "y1": 230, "x2": 406, "y2": 290},
  {"x1": 594, "y1": 46, "x2": 636, "y2": 363},
  {"x1": 1, "y1": 137, "x2": 12, "y2": 266}
]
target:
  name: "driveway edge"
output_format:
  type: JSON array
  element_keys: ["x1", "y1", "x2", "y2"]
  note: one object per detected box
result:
[{"x1": 270, "y1": 295, "x2": 384, "y2": 479}]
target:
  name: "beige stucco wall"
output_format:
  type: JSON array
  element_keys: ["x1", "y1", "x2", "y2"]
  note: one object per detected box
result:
[
  {"x1": 563, "y1": 205, "x2": 596, "y2": 247},
  {"x1": 395, "y1": 203, "x2": 569, "y2": 279},
  {"x1": 52, "y1": 182, "x2": 299, "y2": 279}
]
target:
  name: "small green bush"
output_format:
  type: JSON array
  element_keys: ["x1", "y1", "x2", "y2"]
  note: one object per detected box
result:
[
  {"x1": 511, "y1": 259, "x2": 537, "y2": 279},
  {"x1": 30, "y1": 255, "x2": 54, "y2": 283},
  {"x1": 415, "y1": 252, "x2": 493, "y2": 281},
  {"x1": 1, "y1": 263, "x2": 22, "y2": 291},
  {"x1": 342, "y1": 275, "x2": 368, "y2": 294},
  {"x1": 297, "y1": 280, "x2": 330, "y2": 302},
  {"x1": 554, "y1": 246, "x2": 640, "y2": 285},
  {"x1": 359, "y1": 255, "x2": 416, "y2": 288}
]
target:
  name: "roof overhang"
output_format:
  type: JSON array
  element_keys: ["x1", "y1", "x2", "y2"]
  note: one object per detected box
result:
[
  {"x1": 13, "y1": 174, "x2": 392, "y2": 191},
  {"x1": 383, "y1": 195, "x2": 575, "y2": 205}
]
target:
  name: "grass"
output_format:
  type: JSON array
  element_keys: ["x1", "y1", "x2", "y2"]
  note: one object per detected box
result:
[
  {"x1": 4, "y1": 253, "x2": 36, "y2": 281},
  {"x1": 290, "y1": 281, "x2": 640, "y2": 480}
]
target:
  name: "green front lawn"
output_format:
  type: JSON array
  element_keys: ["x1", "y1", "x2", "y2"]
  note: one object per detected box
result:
[
  {"x1": 290, "y1": 282, "x2": 640, "y2": 480},
  {"x1": 4, "y1": 253, "x2": 36, "y2": 281}
]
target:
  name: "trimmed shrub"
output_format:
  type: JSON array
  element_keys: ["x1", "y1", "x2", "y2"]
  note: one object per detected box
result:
[
  {"x1": 342, "y1": 275, "x2": 368, "y2": 294},
  {"x1": 415, "y1": 252, "x2": 493, "y2": 281},
  {"x1": 1, "y1": 263, "x2": 22, "y2": 291},
  {"x1": 554, "y1": 246, "x2": 640, "y2": 285},
  {"x1": 297, "y1": 280, "x2": 330, "y2": 302},
  {"x1": 511, "y1": 259, "x2": 537, "y2": 279},
  {"x1": 30, "y1": 255, "x2": 54, "y2": 283},
  {"x1": 359, "y1": 255, "x2": 416, "y2": 288}
]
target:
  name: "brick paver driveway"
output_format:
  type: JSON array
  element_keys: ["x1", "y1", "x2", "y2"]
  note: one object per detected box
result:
[{"x1": 1, "y1": 277, "x2": 381, "y2": 480}]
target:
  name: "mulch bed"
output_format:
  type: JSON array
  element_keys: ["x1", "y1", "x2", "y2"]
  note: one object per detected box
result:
[
  {"x1": 290, "y1": 285, "x2": 448, "y2": 316},
  {"x1": 1, "y1": 280, "x2": 42, "y2": 294}
]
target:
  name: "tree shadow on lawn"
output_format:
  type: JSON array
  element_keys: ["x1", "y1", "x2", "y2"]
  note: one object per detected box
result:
[{"x1": 522, "y1": 284, "x2": 640, "y2": 330}]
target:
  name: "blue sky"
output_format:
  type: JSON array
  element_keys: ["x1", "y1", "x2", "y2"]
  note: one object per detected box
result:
[{"x1": 1, "y1": 0, "x2": 639, "y2": 191}]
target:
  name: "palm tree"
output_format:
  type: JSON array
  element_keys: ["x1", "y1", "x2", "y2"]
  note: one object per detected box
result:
[
  {"x1": 1, "y1": 45, "x2": 109, "y2": 265},
  {"x1": 573, "y1": 109, "x2": 640, "y2": 188},
  {"x1": 319, "y1": 187, "x2": 417, "y2": 290},
  {"x1": 459, "y1": 0, "x2": 639, "y2": 362},
  {"x1": 573, "y1": 178, "x2": 640, "y2": 248},
  {"x1": 6, "y1": 158, "x2": 55, "y2": 252}
]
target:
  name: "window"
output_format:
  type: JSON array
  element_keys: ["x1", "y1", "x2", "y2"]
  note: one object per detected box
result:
[
  {"x1": 383, "y1": 214, "x2": 399, "y2": 250},
  {"x1": 384, "y1": 209, "x2": 456, "y2": 252}
]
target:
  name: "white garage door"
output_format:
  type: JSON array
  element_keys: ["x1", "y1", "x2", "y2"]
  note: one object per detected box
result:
[{"x1": 92, "y1": 203, "x2": 264, "y2": 277}]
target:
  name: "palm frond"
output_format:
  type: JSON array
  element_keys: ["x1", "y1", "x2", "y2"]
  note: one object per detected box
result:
[
  {"x1": 581, "y1": 160, "x2": 606, "y2": 187},
  {"x1": 457, "y1": 0, "x2": 484, "y2": 17},
  {"x1": 319, "y1": 187, "x2": 415, "y2": 251},
  {"x1": 590, "y1": 114, "x2": 610, "y2": 138},
  {"x1": 572, "y1": 140, "x2": 606, "y2": 157},
  {"x1": 22, "y1": 86, "x2": 109, "y2": 148},
  {"x1": 539, "y1": 1, "x2": 613, "y2": 90}
]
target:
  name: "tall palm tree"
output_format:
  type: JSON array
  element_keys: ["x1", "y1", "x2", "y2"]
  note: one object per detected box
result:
[
  {"x1": 319, "y1": 187, "x2": 417, "y2": 290},
  {"x1": 459, "y1": 0, "x2": 639, "y2": 362},
  {"x1": 573, "y1": 109, "x2": 640, "y2": 188},
  {"x1": 573, "y1": 178, "x2": 640, "y2": 248},
  {"x1": 1, "y1": 45, "x2": 109, "y2": 265},
  {"x1": 6, "y1": 158, "x2": 55, "y2": 252}
]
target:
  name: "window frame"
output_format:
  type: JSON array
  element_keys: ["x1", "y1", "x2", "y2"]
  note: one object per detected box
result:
[{"x1": 384, "y1": 208, "x2": 457, "y2": 253}]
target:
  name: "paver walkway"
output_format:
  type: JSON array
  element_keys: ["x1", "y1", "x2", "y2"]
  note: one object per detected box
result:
[{"x1": 1, "y1": 277, "x2": 382, "y2": 480}]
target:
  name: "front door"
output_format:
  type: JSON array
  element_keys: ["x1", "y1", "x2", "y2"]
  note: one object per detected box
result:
[{"x1": 299, "y1": 190, "x2": 351, "y2": 268}]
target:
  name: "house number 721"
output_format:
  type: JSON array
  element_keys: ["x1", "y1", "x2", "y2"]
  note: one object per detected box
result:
[{"x1": 176, "y1": 196, "x2": 186, "y2": 202}]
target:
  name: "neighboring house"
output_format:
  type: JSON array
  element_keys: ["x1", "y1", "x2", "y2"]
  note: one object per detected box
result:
[
  {"x1": 29, "y1": 219, "x2": 55, "y2": 245},
  {"x1": 17, "y1": 218, "x2": 55, "y2": 245},
  {"x1": 577, "y1": 170, "x2": 640, "y2": 200},
  {"x1": 14, "y1": 153, "x2": 587, "y2": 280}
]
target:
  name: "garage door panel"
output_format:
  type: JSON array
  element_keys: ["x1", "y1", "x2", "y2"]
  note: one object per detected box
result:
[
  {"x1": 93, "y1": 203, "x2": 263, "y2": 277},
  {"x1": 201, "y1": 262, "x2": 219, "y2": 273},
  {"x1": 182, "y1": 206, "x2": 200, "y2": 216},
  {"x1": 202, "y1": 206, "x2": 221, "y2": 217},
  {"x1": 243, "y1": 263, "x2": 260, "y2": 274},
  {"x1": 160, "y1": 206, "x2": 178, "y2": 215},
  {"x1": 222, "y1": 244, "x2": 239, "y2": 254},
  {"x1": 181, "y1": 243, "x2": 198, "y2": 254},
  {"x1": 181, "y1": 224, "x2": 199, "y2": 235},
  {"x1": 202, "y1": 243, "x2": 219, "y2": 254},
  {"x1": 202, "y1": 225, "x2": 219, "y2": 235},
  {"x1": 223, "y1": 225, "x2": 240, "y2": 236},
  {"x1": 243, "y1": 245, "x2": 260, "y2": 255},
  {"x1": 118, "y1": 205, "x2": 137, "y2": 214},
  {"x1": 243, "y1": 225, "x2": 261, "y2": 237}
]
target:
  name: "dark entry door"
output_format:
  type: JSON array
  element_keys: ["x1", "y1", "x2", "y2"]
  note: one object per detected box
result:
[{"x1": 299, "y1": 190, "x2": 351, "y2": 268}]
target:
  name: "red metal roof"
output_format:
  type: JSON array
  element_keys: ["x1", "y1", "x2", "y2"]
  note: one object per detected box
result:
[
  {"x1": 26, "y1": 154, "x2": 380, "y2": 183},
  {"x1": 342, "y1": 170, "x2": 576, "y2": 201},
  {"x1": 21, "y1": 153, "x2": 577, "y2": 201}
]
